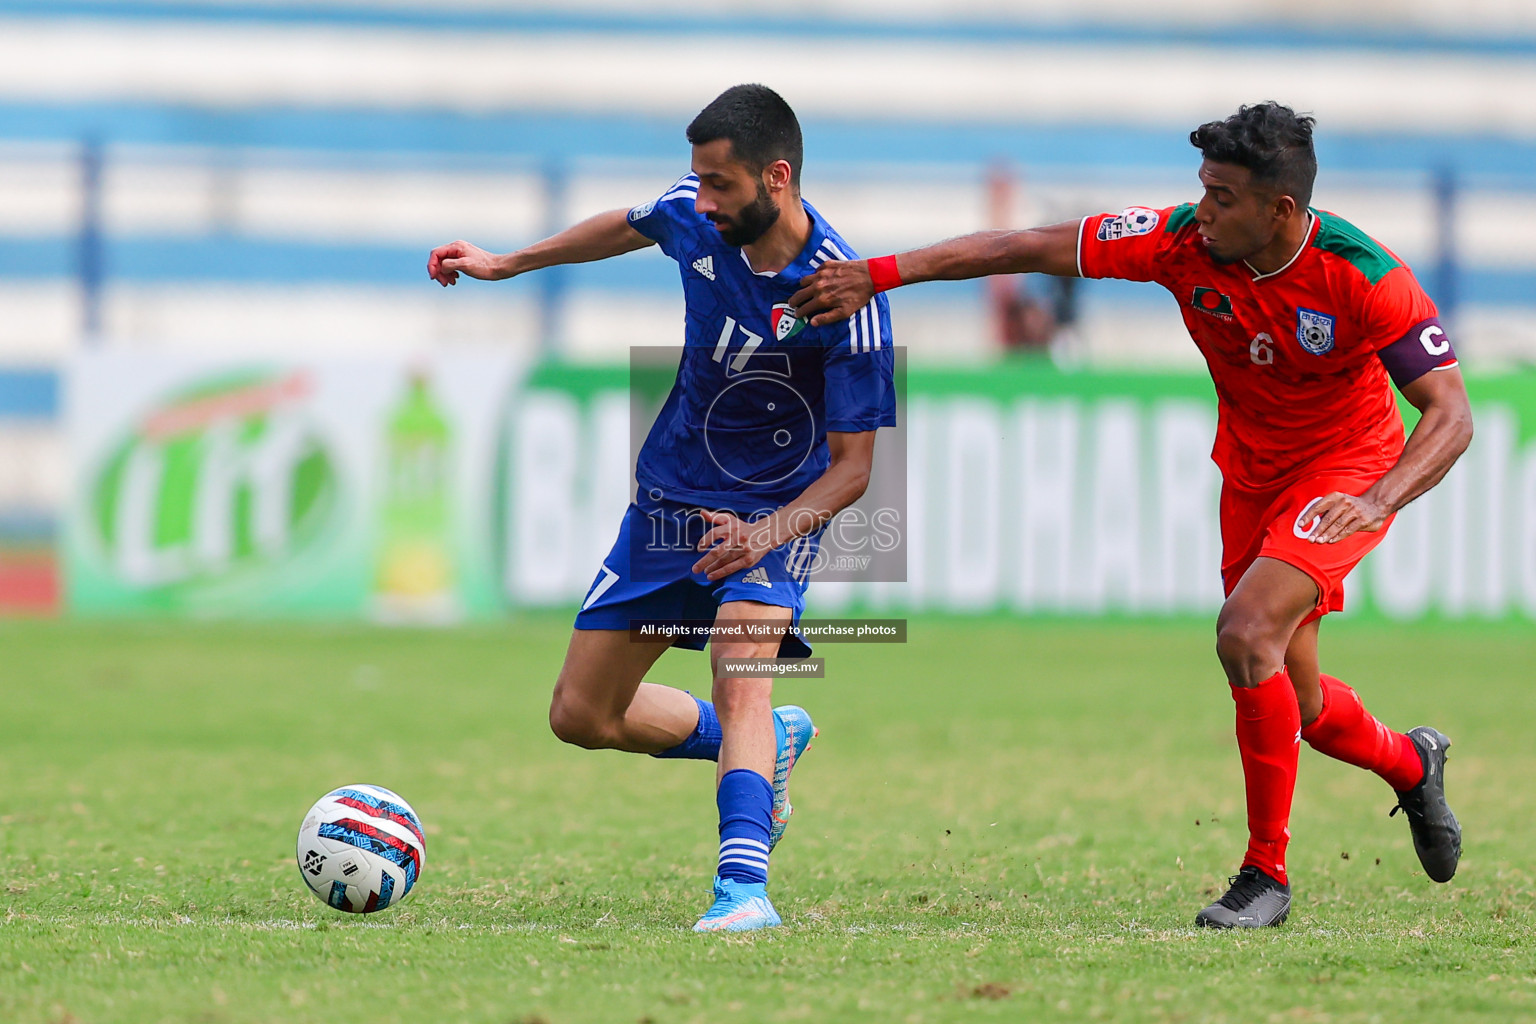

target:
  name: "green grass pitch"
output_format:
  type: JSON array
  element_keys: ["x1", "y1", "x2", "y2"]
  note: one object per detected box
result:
[{"x1": 1, "y1": 616, "x2": 1532, "y2": 1023}]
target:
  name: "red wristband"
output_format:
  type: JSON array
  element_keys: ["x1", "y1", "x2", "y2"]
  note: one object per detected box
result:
[{"x1": 866, "y1": 255, "x2": 902, "y2": 293}]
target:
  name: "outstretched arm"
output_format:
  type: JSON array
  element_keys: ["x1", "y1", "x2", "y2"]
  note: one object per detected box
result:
[
  {"x1": 427, "y1": 208, "x2": 654, "y2": 286},
  {"x1": 790, "y1": 219, "x2": 1082, "y2": 326},
  {"x1": 1307, "y1": 366, "x2": 1474, "y2": 544}
]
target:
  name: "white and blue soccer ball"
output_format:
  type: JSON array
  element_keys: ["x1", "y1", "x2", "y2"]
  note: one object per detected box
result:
[
  {"x1": 296, "y1": 784, "x2": 426, "y2": 914},
  {"x1": 1119, "y1": 206, "x2": 1160, "y2": 235}
]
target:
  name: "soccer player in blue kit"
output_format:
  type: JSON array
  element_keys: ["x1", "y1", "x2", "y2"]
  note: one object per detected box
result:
[{"x1": 427, "y1": 85, "x2": 896, "y2": 931}]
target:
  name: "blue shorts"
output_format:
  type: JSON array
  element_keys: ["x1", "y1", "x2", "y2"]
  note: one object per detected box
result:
[{"x1": 573, "y1": 500, "x2": 819, "y2": 657}]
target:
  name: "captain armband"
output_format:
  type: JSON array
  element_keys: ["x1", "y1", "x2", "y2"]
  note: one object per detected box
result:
[{"x1": 1377, "y1": 317, "x2": 1458, "y2": 388}]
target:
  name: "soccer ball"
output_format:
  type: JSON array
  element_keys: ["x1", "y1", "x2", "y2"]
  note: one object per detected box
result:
[
  {"x1": 1120, "y1": 206, "x2": 1160, "y2": 235},
  {"x1": 296, "y1": 784, "x2": 426, "y2": 914}
]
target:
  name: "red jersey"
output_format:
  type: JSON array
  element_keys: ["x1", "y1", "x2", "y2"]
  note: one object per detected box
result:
[{"x1": 1077, "y1": 204, "x2": 1453, "y2": 492}]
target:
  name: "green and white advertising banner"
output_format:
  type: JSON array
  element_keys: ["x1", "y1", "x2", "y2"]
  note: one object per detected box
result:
[
  {"x1": 66, "y1": 353, "x2": 1536, "y2": 622},
  {"x1": 67, "y1": 350, "x2": 522, "y2": 619},
  {"x1": 878, "y1": 370, "x2": 1533, "y2": 621},
  {"x1": 505, "y1": 362, "x2": 1536, "y2": 623}
]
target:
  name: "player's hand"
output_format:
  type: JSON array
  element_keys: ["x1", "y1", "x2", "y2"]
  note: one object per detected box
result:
[
  {"x1": 790, "y1": 259, "x2": 874, "y2": 326},
  {"x1": 692, "y1": 511, "x2": 775, "y2": 582},
  {"x1": 1303, "y1": 491, "x2": 1390, "y2": 544},
  {"x1": 427, "y1": 241, "x2": 509, "y2": 286}
]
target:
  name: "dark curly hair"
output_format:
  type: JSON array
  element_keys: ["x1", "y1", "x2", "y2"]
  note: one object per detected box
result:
[
  {"x1": 687, "y1": 84, "x2": 803, "y2": 188},
  {"x1": 1191, "y1": 103, "x2": 1317, "y2": 209}
]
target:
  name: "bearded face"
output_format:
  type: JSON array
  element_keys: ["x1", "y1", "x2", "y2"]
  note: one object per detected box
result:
[
  {"x1": 706, "y1": 178, "x2": 782, "y2": 248},
  {"x1": 690, "y1": 138, "x2": 792, "y2": 249}
]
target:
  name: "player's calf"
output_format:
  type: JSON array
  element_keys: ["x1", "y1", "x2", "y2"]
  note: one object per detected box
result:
[
  {"x1": 1300, "y1": 674, "x2": 1428, "y2": 791},
  {"x1": 711, "y1": 663, "x2": 776, "y2": 774},
  {"x1": 708, "y1": 611, "x2": 786, "y2": 778}
]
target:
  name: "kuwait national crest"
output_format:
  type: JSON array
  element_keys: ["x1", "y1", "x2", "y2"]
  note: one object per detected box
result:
[
  {"x1": 771, "y1": 303, "x2": 805, "y2": 341},
  {"x1": 1296, "y1": 307, "x2": 1336, "y2": 355}
]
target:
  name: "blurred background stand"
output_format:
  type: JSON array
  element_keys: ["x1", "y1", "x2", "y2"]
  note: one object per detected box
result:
[{"x1": 0, "y1": 0, "x2": 1529, "y2": 621}]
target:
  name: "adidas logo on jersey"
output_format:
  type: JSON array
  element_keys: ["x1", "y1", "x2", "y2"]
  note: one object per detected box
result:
[
  {"x1": 693, "y1": 256, "x2": 716, "y2": 281},
  {"x1": 741, "y1": 567, "x2": 772, "y2": 588}
]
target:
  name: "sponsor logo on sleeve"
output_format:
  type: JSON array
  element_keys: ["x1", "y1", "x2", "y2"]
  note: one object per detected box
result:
[
  {"x1": 1296, "y1": 307, "x2": 1336, "y2": 355},
  {"x1": 628, "y1": 198, "x2": 657, "y2": 222},
  {"x1": 1096, "y1": 206, "x2": 1160, "y2": 241},
  {"x1": 1190, "y1": 286, "x2": 1235, "y2": 320}
]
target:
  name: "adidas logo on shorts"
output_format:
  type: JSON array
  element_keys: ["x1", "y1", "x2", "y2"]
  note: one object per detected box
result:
[
  {"x1": 693, "y1": 255, "x2": 716, "y2": 280},
  {"x1": 741, "y1": 567, "x2": 772, "y2": 588}
]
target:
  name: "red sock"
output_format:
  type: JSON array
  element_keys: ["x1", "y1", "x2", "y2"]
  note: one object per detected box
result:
[
  {"x1": 1300, "y1": 675, "x2": 1424, "y2": 791},
  {"x1": 1232, "y1": 669, "x2": 1301, "y2": 886}
]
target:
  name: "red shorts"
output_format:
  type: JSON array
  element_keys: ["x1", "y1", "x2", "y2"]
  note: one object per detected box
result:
[{"x1": 1219, "y1": 474, "x2": 1394, "y2": 624}]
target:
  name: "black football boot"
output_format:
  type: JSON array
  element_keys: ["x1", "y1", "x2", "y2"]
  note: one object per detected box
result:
[
  {"x1": 1195, "y1": 865, "x2": 1292, "y2": 929},
  {"x1": 1390, "y1": 726, "x2": 1461, "y2": 883}
]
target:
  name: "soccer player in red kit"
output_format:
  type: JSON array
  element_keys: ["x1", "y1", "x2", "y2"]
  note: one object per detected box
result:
[{"x1": 790, "y1": 103, "x2": 1471, "y2": 928}]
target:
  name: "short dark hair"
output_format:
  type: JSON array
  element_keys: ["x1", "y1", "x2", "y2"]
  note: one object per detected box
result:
[
  {"x1": 1190, "y1": 102, "x2": 1317, "y2": 209},
  {"x1": 686, "y1": 84, "x2": 803, "y2": 188}
]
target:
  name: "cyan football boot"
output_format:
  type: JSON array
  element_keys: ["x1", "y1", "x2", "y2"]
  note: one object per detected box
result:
[
  {"x1": 692, "y1": 876, "x2": 782, "y2": 933},
  {"x1": 768, "y1": 705, "x2": 817, "y2": 850}
]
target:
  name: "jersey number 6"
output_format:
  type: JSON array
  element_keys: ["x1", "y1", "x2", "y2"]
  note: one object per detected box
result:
[{"x1": 1250, "y1": 332, "x2": 1274, "y2": 366}]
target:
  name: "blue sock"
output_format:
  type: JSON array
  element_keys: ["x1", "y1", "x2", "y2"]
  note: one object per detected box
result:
[
  {"x1": 715, "y1": 769, "x2": 773, "y2": 885},
  {"x1": 652, "y1": 696, "x2": 721, "y2": 761}
]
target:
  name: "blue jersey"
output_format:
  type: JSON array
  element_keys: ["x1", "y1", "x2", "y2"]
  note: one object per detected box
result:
[{"x1": 627, "y1": 174, "x2": 896, "y2": 515}]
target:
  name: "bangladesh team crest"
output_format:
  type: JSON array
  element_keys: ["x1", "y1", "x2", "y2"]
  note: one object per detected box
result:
[
  {"x1": 771, "y1": 303, "x2": 806, "y2": 341},
  {"x1": 1296, "y1": 307, "x2": 1336, "y2": 355}
]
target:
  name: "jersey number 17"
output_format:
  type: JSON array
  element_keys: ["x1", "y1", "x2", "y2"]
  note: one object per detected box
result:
[{"x1": 713, "y1": 316, "x2": 766, "y2": 373}]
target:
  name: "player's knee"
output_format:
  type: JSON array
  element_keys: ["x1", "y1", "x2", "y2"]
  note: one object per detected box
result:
[
  {"x1": 547, "y1": 695, "x2": 614, "y2": 749},
  {"x1": 711, "y1": 684, "x2": 770, "y2": 722},
  {"x1": 1214, "y1": 615, "x2": 1282, "y2": 688},
  {"x1": 710, "y1": 646, "x2": 774, "y2": 717}
]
